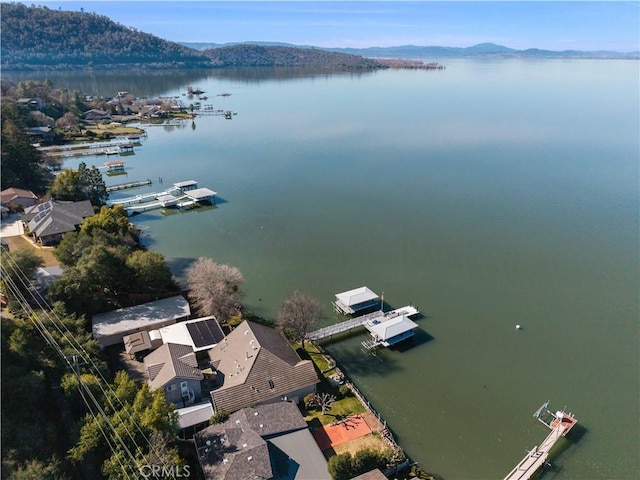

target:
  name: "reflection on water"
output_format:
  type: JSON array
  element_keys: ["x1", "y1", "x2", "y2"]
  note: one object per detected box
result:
[{"x1": 11, "y1": 60, "x2": 639, "y2": 479}]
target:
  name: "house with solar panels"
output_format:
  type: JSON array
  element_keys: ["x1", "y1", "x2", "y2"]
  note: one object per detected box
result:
[
  {"x1": 123, "y1": 316, "x2": 225, "y2": 359},
  {"x1": 20, "y1": 199, "x2": 94, "y2": 245}
]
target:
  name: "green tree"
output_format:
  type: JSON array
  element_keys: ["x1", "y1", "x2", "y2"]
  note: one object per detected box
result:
[
  {"x1": 48, "y1": 162, "x2": 108, "y2": 206},
  {"x1": 0, "y1": 247, "x2": 45, "y2": 298},
  {"x1": 48, "y1": 243, "x2": 131, "y2": 315},
  {"x1": 80, "y1": 205, "x2": 130, "y2": 237},
  {"x1": 7, "y1": 458, "x2": 65, "y2": 480},
  {"x1": 69, "y1": 371, "x2": 180, "y2": 480},
  {"x1": 185, "y1": 257, "x2": 245, "y2": 322},
  {"x1": 276, "y1": 290, "x2": 324, "y2": 347},
  {"x1": 327, "y1": 452, "x2": 354, "y2": 480},
  {"x1": 126, "y1": 250, "x2": 178, "y2": 294},
  {"x1": 49, "y1": 168, "x2": 83, "y2": 201},
  {"x1": 77, "y1": 162, "x2": 108, "y2": 206},
  {"x1": 1, "y1": 103, "x2": 49, "y2": 193}
]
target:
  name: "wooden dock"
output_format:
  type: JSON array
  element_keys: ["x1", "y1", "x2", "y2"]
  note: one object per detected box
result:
[
  {"x1": 503, "y1": 403, "x2": 577, "y2": 480},
  {"x1": 106, "y1": 180, "x2": 152, "y2": 192}
]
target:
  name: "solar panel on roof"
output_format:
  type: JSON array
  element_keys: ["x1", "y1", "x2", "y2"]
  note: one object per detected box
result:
[{"x1": 186, "y1": 319, "x2": 224, "y2": 348}]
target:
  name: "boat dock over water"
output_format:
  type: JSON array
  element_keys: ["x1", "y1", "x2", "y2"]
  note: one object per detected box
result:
[
  {"x1": 107, "y1": 180, "x2": 217, "y2": 215},
  {"x1": 503, "y1": 402, "x2": 577, "y2": 480},
  {"x1": 308, "y1": 286, "x2": 420, "y2": 346}
]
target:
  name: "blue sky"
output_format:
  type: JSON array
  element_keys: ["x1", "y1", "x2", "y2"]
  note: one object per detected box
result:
[{"x1": 28, "y1": 1, "x2": 640, "y2": 51}]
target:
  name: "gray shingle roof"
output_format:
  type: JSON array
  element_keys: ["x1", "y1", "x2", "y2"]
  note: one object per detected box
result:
[
  {"x1": 194, "y1": 402, "x2": 312, "y2": 480},
  {"x1": 22, "y1": 199, "x2": 94, "y2": 239},
  {"x1": 208, "y1": 321, "x2": 319, "y2": 413},
  {"x1": 144, "y1": 343, "x2": 204, "y2": 390}
]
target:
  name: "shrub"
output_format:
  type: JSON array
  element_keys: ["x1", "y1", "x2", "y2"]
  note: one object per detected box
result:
[
  {"x1": 303, "y1": 393, "x2": 316, "y2": 411},
  {"x1": 327, "y1": 452, "x2": 353, "y2": 480},
  {"x1": 210, "y1": 410, "x2": 229, "y2": 424},
  {"x1": 338, "y1": 384, "x2": 351, "y2": 398}
]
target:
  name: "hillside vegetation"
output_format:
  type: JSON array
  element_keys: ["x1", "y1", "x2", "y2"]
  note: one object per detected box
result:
[
  {"x1": 202, "y1": 44, "x2": 383, "y2": 68},
  {"x1": 0, "y1": 4, "x2": 388, "y2": 71},
  {"x1": 0, "y1": 3, "x2": 212, "y2": 70}
]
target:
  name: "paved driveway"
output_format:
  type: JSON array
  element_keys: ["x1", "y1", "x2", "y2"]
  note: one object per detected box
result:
[{"x1": 0, "y1": 214, "x2": 24, "y2": 237}]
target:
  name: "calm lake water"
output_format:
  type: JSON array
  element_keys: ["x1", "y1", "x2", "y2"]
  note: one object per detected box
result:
[{"x1": 8, "y1": 59, "x2": 639, "y2": 479}]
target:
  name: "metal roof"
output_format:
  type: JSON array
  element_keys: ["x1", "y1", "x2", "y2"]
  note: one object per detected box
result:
[
  {"x1": 186, "y1": 188, "x2": 218, "y2": 201},
  {"x1": 92, "y1": 295, "x2": 190, "y2": 341},
  {"x1": 173, "y1": 180, "x2": 198, "y2": 188},
  {"x1": 335, "y1": 286, "x2": 379, "y2": 307},
  {"x1": 367, "y1": 315, "x2": 418, "y2": 341}
]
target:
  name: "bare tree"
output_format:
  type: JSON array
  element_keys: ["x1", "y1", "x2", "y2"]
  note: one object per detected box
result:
[
  {"x1": 55, "y1": 112, "x2": 79, "y2": 130},
  {"x1": 313, "y1": 392, "x2": 336, "y2": 415},
  {"x1": 185, "y1": 257, "x2": 244, "y2": 322},
  {"x1": 275, "y1": 290, "x2": 324, "y2": 347}
]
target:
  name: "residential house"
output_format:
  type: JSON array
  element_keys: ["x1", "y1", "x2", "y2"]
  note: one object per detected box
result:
[
  {"x1": 16, "y1": 97, "x2": 44, "y2": 110},
  {"x1": 26, "y1": 126, "x2": 54, "y2": 144},
  {"x1": 92, "y1": 295, "x2": 191, "y2": 348},
  {"x1": 0, "y1": 188, "x2": 38, "y2": 209},
  {"x1": 144, "y1": 343, "x2": 204, "y2": 407},
  {"x1": 208, "y1": 321, "x2": 319, "y2": 414},
  {"x1": 123, "y1": 316, "x2": 225, "y2": 360},
  {"x1": 20, "y1": 199, "x2": 94, "y2": 245},
  {"x1": 82, "y1": 109, "x2": 111, "y2": 122},
  {"x1": 195, "y1": 402, "x2": 330, "y2": 480}
]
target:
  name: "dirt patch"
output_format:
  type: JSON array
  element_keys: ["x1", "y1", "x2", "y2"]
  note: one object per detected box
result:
[
  {"x1": 332, "y1": 432, "x2": 391, "y2": 457},
  {"x1": 3, "y1": 235, "x2": 59, "y2": 267}
]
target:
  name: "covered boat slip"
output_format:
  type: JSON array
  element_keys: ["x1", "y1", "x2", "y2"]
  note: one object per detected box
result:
[
  {"x1": 364, "y1": 313, "x2": 419, "y2": 347},
  {"x1": 333, "y1": 286, "x2": 381, "y2": 315}
]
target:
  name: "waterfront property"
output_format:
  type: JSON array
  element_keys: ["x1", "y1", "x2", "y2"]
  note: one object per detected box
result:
[
  {"x1": 144, "y1": 342, "x2": 204, "y2": 407},
  {"x1": 195, "y1": 402, "x2": 330, "y2": 480},
  {"x1": 503, "y1": 402, "x2": 578, "y2": 480},
  {"x1": 123, "y1": 315, "x2": 225, "y2": 357},
  {"x1": 91, "y1": 295, "x2": 191, "y2": 348},
  {"x1": 333, "y1": 286, "x2": 381, "y2": 315},
  {"x1": 20, "y1": 199, "x2": 94, "y2": 245},
  {"x1": 207, "y1": 320, "x2": 319, "y2": 414}
]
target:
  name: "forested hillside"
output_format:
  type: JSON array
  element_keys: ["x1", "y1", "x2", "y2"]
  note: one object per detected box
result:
[
  {"x1": 1, "y1": 3, "x2": 387, "y2": 71},
  {"x1": 202, "y1": 44, "x2": 384, "y2": 68},
  {"x1": 0, "y1": 3, "x2": 213, "y2": 70}
]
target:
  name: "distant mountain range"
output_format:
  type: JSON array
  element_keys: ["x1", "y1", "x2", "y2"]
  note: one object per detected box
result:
[{"x1": 183, "y1": 41, "x2": 639, "y2": 60}]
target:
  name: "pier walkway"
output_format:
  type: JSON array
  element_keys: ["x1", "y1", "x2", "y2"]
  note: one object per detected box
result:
[
  {"x1": 503, "y1": 425, "x2": 565, "y2": 480},
  {"x1": 307, "y1": 306, "x2": 419, "y2": 342},
  {"x1": 503, "y1": 404, "x2": 577, "y2": 480}
]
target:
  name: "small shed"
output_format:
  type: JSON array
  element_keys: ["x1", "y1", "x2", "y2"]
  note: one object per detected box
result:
[{"x1": 334, "y1": 286, "x2": 380, "y2": 315}]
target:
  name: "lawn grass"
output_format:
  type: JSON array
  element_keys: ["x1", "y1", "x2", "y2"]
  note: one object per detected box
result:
[
  {"x1": 304, "y1": 394, "x2": 366, "y2": 426},
  {"x1": 294, "y1": 341, "x2": 335, "y2": 374},
  {"x1": 4, "y1": 235, "x2": 58, "y2": 267}
]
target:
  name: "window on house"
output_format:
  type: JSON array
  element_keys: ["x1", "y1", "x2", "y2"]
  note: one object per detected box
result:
[
  {"x1": 268, "y1": 380, "x2": 275, "y2": 389},
  {"x1": 166, "y1": 384, "x2": 176, "y2": 392}
]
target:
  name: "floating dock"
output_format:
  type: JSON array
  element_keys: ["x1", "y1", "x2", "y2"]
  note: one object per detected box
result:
[{"x1": 503, "y1": 402, "x2": 577, "y2": 480}]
